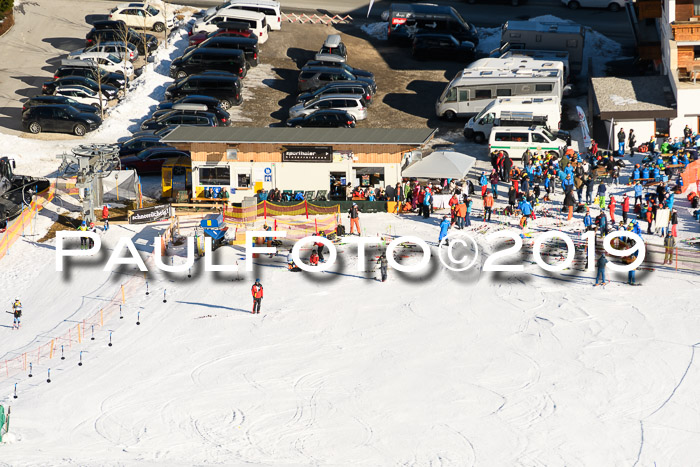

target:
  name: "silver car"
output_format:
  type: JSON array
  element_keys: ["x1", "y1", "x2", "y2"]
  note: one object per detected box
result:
[
  {"x1": 289, "y1": 93, "x2": 368, "y2": 121},
  {"x1": 69, "y1": 41, "x2": 139, "y2": 62}
]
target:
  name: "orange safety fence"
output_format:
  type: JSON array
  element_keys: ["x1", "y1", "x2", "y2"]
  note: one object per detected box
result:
[
  {"x1": 0, "y1": 184, "x2": 55, "y2": 262},
  {"x1": 269, "y1": 214, "x2": 339, "y2": 240},
  {"x1": 223, "y1": 201, "x2": 340, "y2": 222},
  {"x1": 1, "y1": 268, "x2": 146, "y2": 381}
]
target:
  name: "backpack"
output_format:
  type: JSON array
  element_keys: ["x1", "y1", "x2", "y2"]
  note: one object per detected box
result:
[{"x1": 336, "y1": 224, "x2": 346, "y2": 236}]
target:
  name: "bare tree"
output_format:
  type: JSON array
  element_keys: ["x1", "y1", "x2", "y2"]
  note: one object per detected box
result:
[
  {"x1": 113, "y1": 22, "x2": 132, "y2": 92},
  {"x1": 92, "y1": 37, "x2": 105, "y2": 120}
]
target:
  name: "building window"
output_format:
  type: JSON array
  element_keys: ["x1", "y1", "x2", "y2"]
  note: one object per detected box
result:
[
  {"x1": 695, "y1": 0, "x2": 700, "y2": 16},
  {"x1": 199, "y1": 166, "x2": 230, "y2": 186},
  {"x1": 237, "y1": 172, "x2": 251, "y2": 188},
  {"x1": 535, "y1": 84, "x2": 553, "y2": 92}
]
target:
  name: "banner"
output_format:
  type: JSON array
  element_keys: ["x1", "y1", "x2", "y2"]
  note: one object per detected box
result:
[
  {"x1": 282, "y1": 146, "x2": 332, "y2": 163},
  {"x1": 128, "y1": 205, "x2": 171, "y2": 224}
]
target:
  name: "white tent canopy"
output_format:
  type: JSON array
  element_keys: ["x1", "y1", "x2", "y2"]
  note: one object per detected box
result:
[{"x1": 402, "y1": 150, "x2": 477, "y2": 179}]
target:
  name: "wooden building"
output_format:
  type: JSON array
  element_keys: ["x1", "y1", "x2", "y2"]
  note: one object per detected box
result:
[{"x1": 161, "y1": 127, "x2": 436, "y2": 202}]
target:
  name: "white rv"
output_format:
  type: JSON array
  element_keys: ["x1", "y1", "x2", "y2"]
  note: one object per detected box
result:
[
  {"x1": 464, "y1": 96, "x2": 561, "y2": 143},
  {"x1": 435, "y1": 66, "x2": 564, "y2": 120}
]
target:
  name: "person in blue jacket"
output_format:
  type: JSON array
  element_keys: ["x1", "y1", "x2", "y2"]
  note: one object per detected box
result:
[
  {"x1": 652, "y1": 165, "x2": 661, "y2": 180},
  {"x1": 671, "y1": 154, "x2": 679, "y2": 165},
  {"x1": 597, "y1": 181, "x2": 607, "y2": 199},
  {"x1": 634, "y1": 182, "x2": 643, "y2": 206},
  {"x1": 631, "y1": 220, "x2": 642, "y2": 236},
  {"x1": 594, "y1": 253, "x2": 608, "y2": 285},
  {"x1": 465, "y1": 197, "x2": 473, "y2": 227},
  {"x1": 632, "y1": 166, "x2": 641, "y2": 181},
  {"x1": 422, "y1": 188, "x2": 432, "y2": 219},
  {"x1": 583, "y1": 210, "x2": 594, "y2": 231},
  {"x1": 641, "y1": 166, "x2": 650, "y2": 179},
  {"x1": 667, "y1": 191, "x2": 675, "y2": 210},
  {"x1": 596, "y1": 211, "x2": 608, "y2": 237},
  {"x1": 681, "y1": 152, "x2": 690, "y2": 167},
  {"x1": 438, "y1": 215, "x2": 451, "y2": 246}
]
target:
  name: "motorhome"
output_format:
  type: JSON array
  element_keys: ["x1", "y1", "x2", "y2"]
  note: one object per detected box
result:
[
  {"x1": 464, "y1": 96, "x2": 561, "y2": 143},
  {"x1": 492, "y1": 46, "x2": 571, "y2": 82},
  {"x1": 500, "y1": 20, "x2": 585, "y2": 74},
  {"x1": 435, "y1": 67, "x2": 564, "y2": 120}
]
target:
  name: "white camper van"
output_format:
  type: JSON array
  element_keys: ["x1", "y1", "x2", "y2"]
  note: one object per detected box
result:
[
  {"x1": 488, "y1": 126, "x2": 568, "y2": 159},
  {"x1": 435, "y1": 66, "x2": 564, "y2": 120},
  {"x1": 464, "y1": 96, "x2": 561, "y2": 143}
]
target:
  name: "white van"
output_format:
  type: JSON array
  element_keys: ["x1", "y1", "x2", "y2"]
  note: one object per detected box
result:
[
  {"x1": 223, "y1": 0, "x2": 281, "y2": 31},
  {"x1": 192, "y1": 9, "x2": 268, "y2": 43},
  {"x1": 464, "y1": 96, "x2": 561, "y2": 143},
  {"x1": 488, "y1": 126, "x2": 568, "y2": 159},
  {"x1": 436, "y1": 66, "x2": 564, "y2": 120}
]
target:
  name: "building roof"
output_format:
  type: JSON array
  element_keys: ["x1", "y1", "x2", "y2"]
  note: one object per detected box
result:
[
  {"x1": 590, "y1": 76, "x2": 677, "y2": 120},
  {"x1": 161, "y1": 127, "x2": 437, "y2": 146}
]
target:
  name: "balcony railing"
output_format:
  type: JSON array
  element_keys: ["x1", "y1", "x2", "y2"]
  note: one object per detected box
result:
[{"x1": 672, "y1": 22, "x2": 700, "y2": 41}]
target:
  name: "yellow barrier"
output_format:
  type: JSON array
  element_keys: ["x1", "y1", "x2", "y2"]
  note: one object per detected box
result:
[{"x1": 0, "y1": 184, "x2": 55, "y2": 262}]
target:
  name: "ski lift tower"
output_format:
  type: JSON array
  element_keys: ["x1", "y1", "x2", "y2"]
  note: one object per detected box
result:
[{"x1": 57, "y1": 144, "x2": 121, "y2": 224}]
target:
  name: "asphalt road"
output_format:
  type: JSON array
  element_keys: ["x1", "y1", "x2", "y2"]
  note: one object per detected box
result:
[{"x1": 172, "y1": 0, "x2": 634, "y2": 49}]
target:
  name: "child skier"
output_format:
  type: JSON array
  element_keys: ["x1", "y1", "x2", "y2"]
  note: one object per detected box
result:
[
  {"x1": 377, "y1": 253, "x2": 388, "y2": 282},
  {"x1": 11, "y1": 298, "x2": 21, "y2": 329},
  {"x1": 438, "y1": 216, "x2": 450, "y2": 246}
]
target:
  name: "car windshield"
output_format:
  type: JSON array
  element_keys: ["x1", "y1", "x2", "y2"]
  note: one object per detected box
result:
[
  {"x1": 541, "y1": 127, "x2": 556, "y2": 141},
  {"x1": 147, "y1": 6, "x2": 159, "y2": 16},
  {"x1": 107, "y1": 54, "x2": 120, "y2": 63}
]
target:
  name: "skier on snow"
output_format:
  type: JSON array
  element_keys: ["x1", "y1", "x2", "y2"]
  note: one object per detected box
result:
[
  {"x1": 377, "y1": 252, "x2": 388, "y2": 282},
  {"x1": 438, "y1": 216, "x2": 450, "y2": 246},
  {"x1": 251, "y1": 279, "x2": 263, "y2": 314},
  {"x1": 11, "y1": 298, "x2": 21, "y2": 329}
]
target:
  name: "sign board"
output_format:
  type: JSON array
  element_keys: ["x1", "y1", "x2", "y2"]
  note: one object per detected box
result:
[
  {"x1": 128, "y1": 205, "x2": 172, "y2": 224},
  {"x1": 264, "y1": 167, "x2": 272, "y2": 182},
  {"x1": 282, "y1": 146, "x2": 332, "y2": 163}
]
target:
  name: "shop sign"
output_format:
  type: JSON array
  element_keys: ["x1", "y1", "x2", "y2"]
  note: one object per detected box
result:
[
  {"x1": 128, "y1": 205, "x2": 172, "y2": 224},
  {"x1": 282, "y1": 146, "x2": 332, "y2": 163}
]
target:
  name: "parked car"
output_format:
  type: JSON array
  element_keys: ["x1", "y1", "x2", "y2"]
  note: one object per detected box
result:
[
  {"x1": 169, "y1": 48, "x2": 247, "y2": 79},
  {"x1": 318, "y1": 34, "x2": 347, "y2": 60},
  {"x1": 188, "y1": 21, "x2": 253, "y2": 46},
  {"x1": 561, "y1": 0, "x2": 624, "y2": 11},
  {"x1": 118, "y1": 135, "x2": 171, "y2": 158},
  {"x1": 69, "y1": 41, "x2": 138, "y2": 61},
  {"x1": 86, "y1": 22, "x2": 158, "y2": 55},
  {"x1": 465, "y1": 0, "x2": 524, "y2": 4},
  {"x1": 108, "y1": 2, "x2": 175, "y2": 32},
  {"x1": 54, "y1": 85, "x2": 104, "y2": 109},
  {"x1": 412, "y1": 33, "x2": 476, "y2": 61},
  {"x1": 54, "y1": 61, "x2": 127, "y2": 90},
  {"x1": 296, "y1": 81, "x2": 373, "y2": 105},
  {"x1": 42, "y1": 76, "x2": 119, "y2": 100},
  {"x1": 298, "y1": 66, "x2": 376, "y2": 92},
  {"x1": 131, "y1": 125, "x2": 179, "y2": 138},
  {"x1": 304, "y1": 54, "x2": 374, "y2": 79},
  {"x1": 191, "y1": 9, "x2": 268, "y2": 44},
  {"x1": 156, "y1": 94, "x2": 221, "y2": 111},
  {"x1": 149, "y1": 102, "x2": 230, "y2": 125},
  {"x1": 289, "y1": 94, "x2": 368, "y2": 121},
  {"x1": 73, "y1": 51, "x2": 134, "y2": 78},
  {"x1": 119, "y1": 147, "x2": 191, "y2": 174},
  {"x1": 205, "y1": 0, "x2": 281, "y2": 31},
  {"x1": 286, "y1": 109, "x2": 356, "y2": 128},
  {"x1": 183, "y1": 36, "x2": 259, "y2": 67},
  {"x1": 22, "y1": 95, "x2": 99, "y2": 115},
  {"x1": 163, "y1": 73, "x2": 242, "y2": 109},
  {"x1": 140, "y1": 108, "x2": 219, "y2": 131},
  {"x1": 22, "y1": 104, "x2": 101, "y2": 136}
]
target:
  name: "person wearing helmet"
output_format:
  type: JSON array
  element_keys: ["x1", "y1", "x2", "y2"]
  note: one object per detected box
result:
[
  {"x1": 11, "y1": 297, "x2": 22, "y2": 329},
  {"x1": 251, "y1": 278, "x2": 263, "y2": 314},
  {"x1": 78, "y1": 220, "x2": 88, "y2": 249},
  {"x1": 88, "y1": 221, "x2": 97, "y2": 249}
]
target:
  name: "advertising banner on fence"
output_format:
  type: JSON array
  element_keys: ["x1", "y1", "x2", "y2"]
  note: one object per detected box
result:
[{"x1": 128, "y1": 204, "x2": 172, "y2": 224}]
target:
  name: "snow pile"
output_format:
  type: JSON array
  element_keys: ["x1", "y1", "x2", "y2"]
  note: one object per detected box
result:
[
  {"x1": 610, "y1": 94, "x2": 640, "y2": 106},
  {"x1": 476, "y1": 27, "x2": 500, "y2": 55},
  {"x1": 361, "y1": 22, "x2": 388, "y2": 41}
]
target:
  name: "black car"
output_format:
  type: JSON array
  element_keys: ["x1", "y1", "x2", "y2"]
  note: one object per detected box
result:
[
  {"x1": 22, "y1": 95, "x2": 99, "y2": 115},
  {"x1": 297, "y1": 81, "x2": 373, "y2": 106},
  {"x1": 286, "y1": 109, "x2": 356, "y2": 128},
  {"x1": 140, "y1": 110, "x2": 218, "y2": 131},
  {"x1": 163, "y1": 73, "x2": 242, "y2": 109},
  {"x1": 169, "y1": 48, "x2": 247, "y2": 79},
  {"x1": 118, "y1": 135, "x2": 171, "y2": 158},
  {"x1": 303, "y1": 58, "x2": 374, "y2": 80},
  {"x1": 156, "y1": 94, "x2": 220, "y2": 111},
  {"x1": 131, "y1": 125, "x2": 179, "y2": 139},
  {"x1": 298, "y1": 66, "x2": 376, "y2": 93},
  {"x1": 120, "y1": 147, "x2": 191, "y2": 174},
  {"x1": 42, "y1": 76, "x2": 119, "y2": 100},
  {"x1": 151, "y1": 102, "x2": 230, "y2": 125},
  {"x1": 86, "y1": 25, "x2": 158, "y2": 55},
  {"x1": 22, "y1": 104, "x2": 101, "y2": 136},
  {"x1": 54, "y1": 64, "x2": 127, "y2": 90},
  {"x1": 412, "y1": 33, "x2": 476, "y2": 61},
  {"x1": 183, "y1": 36, "x2": 259, "y2": 67}
]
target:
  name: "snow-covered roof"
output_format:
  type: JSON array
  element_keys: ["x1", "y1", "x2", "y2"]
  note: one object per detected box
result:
[{"x1": 591, "y1": 76, "x2": 676, "y2": 120}]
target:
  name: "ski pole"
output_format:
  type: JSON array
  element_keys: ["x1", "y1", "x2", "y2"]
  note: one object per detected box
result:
[
  {"x1": 91, "y1": 325, "x2": 95, "y2": 341},
  {"x1": 119, "y1": 304, "x2": 123, "y2": 320},
  {"x1": 163, "y1": 289, "x2": 167, "y2": 303},
  {"x1": 78, "y1": 351, "x2": 83, "y2": 367},
  {"x1": 28, "y1": 362, "x2": 32, "y2": 378},
  {"x1": 136, "y1": 311, "x2": 141, "y2": 326},
  {"x1": 61, "y1": 345, "x2": 65, "y2": 360},
  {"x1": 13, "y1": 382, "x2": 17, "y2": 399},
  {"x1": 108, "y1": 331, "x2": 113, "y2": 347},
  {"x1": 47, "y1": 368, "x2": 51, "y2": 383},
  {"x1": 146, "y1": 281, "x2": 149, "y2": 295}
]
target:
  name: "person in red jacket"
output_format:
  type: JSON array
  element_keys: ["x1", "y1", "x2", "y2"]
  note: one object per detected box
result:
[
  {"x1": 621, "y1": 193, "x2": 630, "y2": 225},
  {"x1": 608, "y1": 195, "x2": 616, "y2": 223},
  {"x1": 251, "y1": 279, "x2": 263, "y2": 314},
  {"x1": 310, "y1": 249, "x2": 319, "y2": 266}
]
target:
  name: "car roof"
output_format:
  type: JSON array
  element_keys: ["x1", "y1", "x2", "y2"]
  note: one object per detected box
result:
[
  {"x1": 313, "y1": 53, "x2": 345, "y2": 63},
  {"x1": 100, "y1": 41, "x2": 135, "y2": 48},
  {"x1": 158, "y1": 109, "x2": 216, "y2": 120},
  {"x1": 172, "y1": 103, "x2": 209, "y2": 111},
  {"x1": 56, "y1": 85, "x2": 94, "y2": 92},
  {"x1": 308, "y1": 109, "x2": 351, "y2": 115},
  {"x1": 323, "y1": 34, "x2": 342, "y2": 48},
  {"x1": 217, "y1": 9, "x2": 265, "y2": 20},
  {"x1": 216, "y1": 21, "x2": 252, "y2": 30},
  {"x1": 301, "y1": 65, "x2": 349, "y2": 73},
  {"x1": 309, "y1": 93, "x2": 363, "y2": 101},
  {"x1": 176, "y1": 95, "x2": 220, "y2": 103},
  {"x1": 226, "y1": 0, "x2": 280, "y2": 8},
  {"x1": 93, "y1": 19, "x2": 127, "y2": 29},
  {"x1": 204, "y1": 35, "x2": 258, "y2": 45},
  {"x1": 79, "y1": 51, "x2": 118, "y2": 59},
  {"x1": 60, "y1": 58, "x2": 95, "y2": 68},
  {"x1": 116, "y1": 2, "x2": 148, "y2": 8},
  {"x1": 190, "y1": 48, "x2": 244, "y2": 56}
]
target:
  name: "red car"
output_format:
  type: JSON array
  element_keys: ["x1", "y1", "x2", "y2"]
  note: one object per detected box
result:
[{"x1": 188, "y1": 21, "x2": 253, "y2": 45}]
